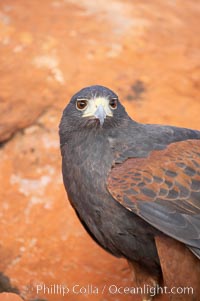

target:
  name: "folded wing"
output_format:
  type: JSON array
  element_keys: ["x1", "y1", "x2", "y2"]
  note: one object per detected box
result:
[{"x1": 107, "y1": 139, "x2": 200, "y2": 258}]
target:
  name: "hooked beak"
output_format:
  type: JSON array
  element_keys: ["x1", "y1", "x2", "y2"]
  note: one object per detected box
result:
[
  {"x1": 94, "y1": 104, "x2": 107, "y2": 126},
  {"x1": 82, "y1": 97, "x2": 113, "y2": 125}
]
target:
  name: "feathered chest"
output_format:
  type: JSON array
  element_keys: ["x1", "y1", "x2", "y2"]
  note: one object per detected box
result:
[{"x1": 61, "y1": 133, "x2": 114, "y2": 207}]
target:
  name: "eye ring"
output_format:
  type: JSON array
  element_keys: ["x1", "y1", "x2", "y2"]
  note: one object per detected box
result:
[
  {"x1": 109, "y1": 98, "x2": 118, "y2": 110},
  {"x1": 76, "y1": 99, "x2": 88, "y2": 111}
]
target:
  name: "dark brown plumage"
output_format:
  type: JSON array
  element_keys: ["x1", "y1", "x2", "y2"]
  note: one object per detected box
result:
[{"x1": 59, "y1": 85, "x2": 200, "y2": 301}]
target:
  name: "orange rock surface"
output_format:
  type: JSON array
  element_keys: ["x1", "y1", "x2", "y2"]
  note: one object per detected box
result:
[
  {"x1": 0, "y1": 1, "x2": 200, "y2": 301},
  {"x1": 0, "y1": 293, "x2": 23, "y2": 301}
]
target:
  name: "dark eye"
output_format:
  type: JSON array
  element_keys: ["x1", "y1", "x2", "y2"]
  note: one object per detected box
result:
[
  {"x1": 76, "y1": 99, "x2": 88, "y2": 110},
  {"x1": 109, "y1": 98, "x2": 118, "y2": 109}
]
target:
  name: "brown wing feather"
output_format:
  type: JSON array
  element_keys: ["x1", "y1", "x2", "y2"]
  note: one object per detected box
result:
[
  {"x1": 107, "y1": 139, "x2": 200, "y2": 210},
  {"x1": 107, "y1": 139, "x2": 200, "y2": 251}
]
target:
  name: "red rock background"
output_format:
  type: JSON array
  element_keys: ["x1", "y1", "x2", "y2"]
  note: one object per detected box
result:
[{"x1": 0, "y1": 0, "x2": 200, "y2": 300}]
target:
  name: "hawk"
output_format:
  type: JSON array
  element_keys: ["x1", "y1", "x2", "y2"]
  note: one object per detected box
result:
[{"x1": 59, "y1": 85, "x2": 200, "y2": 301}]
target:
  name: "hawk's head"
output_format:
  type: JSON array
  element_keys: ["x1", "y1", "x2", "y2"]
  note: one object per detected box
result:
[{"x1": 60, "y1": 85, "x2": 129, "y2": 136}]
